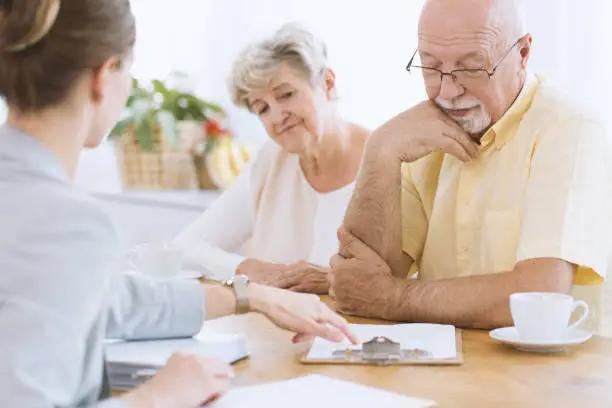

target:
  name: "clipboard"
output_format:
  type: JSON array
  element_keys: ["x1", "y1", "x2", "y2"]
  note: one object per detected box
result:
[{"x1": 301, "y1": 329, "x2": 463, "y2": 366}]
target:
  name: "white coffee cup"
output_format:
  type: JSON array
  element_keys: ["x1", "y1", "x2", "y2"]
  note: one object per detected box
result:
[
  {"x1": 510, "y1": 292, "x2": 589, "y2": 342},
  {"x1": 127, "y1": 242, "x2": 185, "y2": 278}
]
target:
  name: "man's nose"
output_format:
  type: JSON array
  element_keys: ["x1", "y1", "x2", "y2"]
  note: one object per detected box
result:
[{"x1": 438, "y1": 74, "x2": 464, "y2": 102}]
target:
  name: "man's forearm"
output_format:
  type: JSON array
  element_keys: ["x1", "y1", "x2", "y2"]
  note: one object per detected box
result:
[
  {"x1": 384, "y1": 259, "x2": 575, "y2": 329},
  {"x1": 343, "y1": 140, "x2": 411, "y2": 276},
  {"x1": 386, "y1": 272, "x2": 517, "y2": 328}
]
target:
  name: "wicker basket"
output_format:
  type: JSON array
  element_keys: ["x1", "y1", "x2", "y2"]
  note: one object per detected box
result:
[
  {"x1": 193, "y1": 153, "x2": 219, "y2": 190},
  {"x1": 114, "y1": 125, "x2": 197, "y2": 190}
]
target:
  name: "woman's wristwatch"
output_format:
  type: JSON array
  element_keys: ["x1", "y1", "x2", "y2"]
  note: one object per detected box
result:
[{"x1": 222, "y1": 274, "x2": 250, "y2": 314}]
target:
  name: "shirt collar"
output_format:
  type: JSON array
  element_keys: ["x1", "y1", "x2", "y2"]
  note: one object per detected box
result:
[
  {"x1": 0, "y1": 124, "x2": 69, "y2": 183},
  {"x1": 479, "y1": 73, "x2": 540, "y2": 151}
]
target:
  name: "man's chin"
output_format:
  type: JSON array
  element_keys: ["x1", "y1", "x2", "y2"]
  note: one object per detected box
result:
[{"x1": 451, "y1": 117, "x2": 490, "y2": 136}]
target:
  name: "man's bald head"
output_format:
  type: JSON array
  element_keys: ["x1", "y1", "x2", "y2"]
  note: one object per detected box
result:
[
  {"x1": 420, "y1": 0, "x2": 527, "y2": 48},
  {"x1": 414, "y1": 0, "x2": 532, "y2": 135}
]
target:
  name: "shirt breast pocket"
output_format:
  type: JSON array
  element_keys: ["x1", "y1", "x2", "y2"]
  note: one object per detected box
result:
[{"x1": 481, "y1": 209, "x2": 521, "y2": 274}]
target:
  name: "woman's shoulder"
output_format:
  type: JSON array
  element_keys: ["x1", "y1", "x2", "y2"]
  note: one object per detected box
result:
[
  {"x1": 245, "y1": 140, "x2": 304, "y2": 212},
  {"x1": 33, "y1": 184, "x2": 117, "y2": 243},
  {"x1": 248, "y1": 140, "x2": 298, "y2": 185},
  {"x1": 249, "y1": 139, "x2": 289, "y2": 170}
]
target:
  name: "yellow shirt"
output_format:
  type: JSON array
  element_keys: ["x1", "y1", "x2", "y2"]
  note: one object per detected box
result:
[{"x1": 401, "y1": 74, "x2": 612, "y2": 291}]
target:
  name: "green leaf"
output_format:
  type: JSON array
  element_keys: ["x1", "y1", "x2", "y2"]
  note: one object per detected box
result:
[
  {"x1": 126, "y1": 85, "x2": 151, "y2": 108},
  {"x1": 201, "y1": 101, "x2": 223, "y2": 113},
  {"x1": 156, "y1": 110, "x2": 178, "y2": 148},
  {"x1": 124, "y1": 76, "x2": 224, "y2": 139},
  {"x1": 163, "y1": 92, "x2": 183, "y2": 119},
  {"x1": 186, "y1": 103, "x2": 205, "y2": 121},
  {"x1": 108, "y1": 117, "x2": 132, "y2": 140},
  {"x1": 134, "y1": 113, "x2": 154, "y2": 152},
  {"x1": 152, "y1": 80, "x2": 168, "y2": 96}
]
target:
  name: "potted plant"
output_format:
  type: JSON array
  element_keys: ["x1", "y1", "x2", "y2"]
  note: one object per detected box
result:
[{"x1": 108, "y1": 74, "x2": 224, "y2": 189}]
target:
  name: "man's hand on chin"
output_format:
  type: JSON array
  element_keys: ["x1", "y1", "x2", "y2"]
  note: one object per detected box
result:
[{"x1": 329, "y1": 227, "x2": 399, "y2": 319}]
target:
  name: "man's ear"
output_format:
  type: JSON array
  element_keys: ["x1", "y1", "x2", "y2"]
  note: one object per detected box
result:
[
  {"x1": 518, "y1": 33, "x2": 532, "y2": 70},
  {"x1": 91, "y1": 57, "x2": 121, "y2": 104}
]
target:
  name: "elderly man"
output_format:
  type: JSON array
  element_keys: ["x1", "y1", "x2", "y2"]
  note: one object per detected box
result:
[{"x1": 330, "y1": 0, "x2": 612, "y2": 329}]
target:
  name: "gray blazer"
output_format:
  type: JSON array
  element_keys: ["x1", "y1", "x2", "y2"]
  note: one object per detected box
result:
[{"x1": 0, "y1": 126, "x2": 206, "y2": 407}]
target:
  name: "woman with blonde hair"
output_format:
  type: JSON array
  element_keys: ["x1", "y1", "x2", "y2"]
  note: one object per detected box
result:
[
  {"x1": 175, "y1": 23, "x2": 369, "y2": 294},
  {"x1": 0, "y1": 2, "x2": 355, "y2": 407}
]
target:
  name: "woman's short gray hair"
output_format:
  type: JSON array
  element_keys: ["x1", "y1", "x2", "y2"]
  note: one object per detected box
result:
[{"x1": 229, "y1": 23, "x2": 328, "y2": 109}]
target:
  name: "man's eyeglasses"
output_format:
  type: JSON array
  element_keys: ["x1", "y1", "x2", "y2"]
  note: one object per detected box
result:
[{"x1": 405, "y1": 38, "x2": 522, "y2": 88}]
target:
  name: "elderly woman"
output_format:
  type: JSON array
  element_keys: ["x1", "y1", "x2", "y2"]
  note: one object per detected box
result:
[{"x1": 174, "y1": 24, "x2": 369, "y2": 294}]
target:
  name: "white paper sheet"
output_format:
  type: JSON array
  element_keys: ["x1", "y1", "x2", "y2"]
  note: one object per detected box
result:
[
  {"x1": 306, "y1": 324, "x2": 456, "y2": 360},
  {"x1": 211, "y1": 375, "x2": 436, "y2": 407}
]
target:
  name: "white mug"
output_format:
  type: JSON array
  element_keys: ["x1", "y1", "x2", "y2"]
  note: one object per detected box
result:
[
  {"x1": 510, "y1": 292, "x2": 589, "y2": 342},
  {"x1": 127, "y1": 242, "x2": 185, "y2": 278}
]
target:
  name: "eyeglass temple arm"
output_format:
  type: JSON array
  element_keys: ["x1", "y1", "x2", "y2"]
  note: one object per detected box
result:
[
  {"x1": 406, "y1": 49, "x2": 418, "y2": 71},
  {"x1": 490, "y1": 38, "x2": 523, "y2": 76}
]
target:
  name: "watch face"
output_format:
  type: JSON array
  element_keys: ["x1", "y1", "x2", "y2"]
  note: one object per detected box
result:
[{"x1": 235, "y1": 274, "x2": 250, "y2": 285}]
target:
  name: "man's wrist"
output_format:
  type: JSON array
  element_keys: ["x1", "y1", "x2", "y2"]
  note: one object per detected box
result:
[
  {"x1": 384, "y1": 278, "x2": 415, "y2": 321},
  {"x1": 365, "y1": 133, "x2": 402, "y2": 164}
]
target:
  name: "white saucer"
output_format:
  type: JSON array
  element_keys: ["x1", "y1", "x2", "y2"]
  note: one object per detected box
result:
[{"x1": 489, "y1": 327, "x2": 592, "y2": 353}]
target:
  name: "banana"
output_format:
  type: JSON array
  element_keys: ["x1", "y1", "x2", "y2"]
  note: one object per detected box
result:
[
  {"x1": 207, "y1": 142, "x2": 233, "y2": 189},
  {"x1": 206, "y1": 139, "x2": 251, "y2": 189},
  {"x1": 239, "y1": 145, "x2": 251, "y2": 164},
  {"x1": 227, "y1": 139, "x2": 246, "y2": 176}
]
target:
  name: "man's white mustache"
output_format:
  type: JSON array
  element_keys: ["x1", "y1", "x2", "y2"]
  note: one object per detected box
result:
[{"x1": 435, "y1": 97, "x2": 482, "y2": 111}]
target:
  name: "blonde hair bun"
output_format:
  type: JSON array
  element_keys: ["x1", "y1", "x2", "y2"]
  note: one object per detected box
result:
[{"x1": 0, "y1": 0, "x2": 60, "y2": 53}]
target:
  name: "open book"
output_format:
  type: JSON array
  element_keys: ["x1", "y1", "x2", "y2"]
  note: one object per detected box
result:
[
  {"x1": 303, "y1": 323, "x2": 462, "y2": 365},
  {"x1": 104, "y1": 329, "x2": 247, "y2": 389},
  {"x1": 211, "y1": 375, "x2": 437, "y2": 407}
]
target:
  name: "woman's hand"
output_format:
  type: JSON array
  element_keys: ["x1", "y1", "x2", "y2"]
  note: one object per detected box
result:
[
  {"x1": 121, "y1": 353, "x2": 234, "y2": 408},
  {"x1": 276, "y1": 261, "x2": 330, "y2": 294},
  {"x1": 237, "y1": 259, "x2": 330, "y2": 294},
  {"x1": 236, "y1": 258, "x2": 289, "y2": 286},
  {"x1": 248, "y1": 283, "x2": 359, "y2": 345}
]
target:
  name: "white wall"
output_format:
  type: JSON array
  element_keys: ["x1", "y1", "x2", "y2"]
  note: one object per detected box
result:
[{"x1": 523, "y1": 0, "x2": 612, "y2": 123}]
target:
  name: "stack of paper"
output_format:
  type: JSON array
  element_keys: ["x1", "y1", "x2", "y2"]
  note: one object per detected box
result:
[
  {"x1": 104, "y1": 330, "x2": 247, "y2": 389},
  {"x1": 306, "y1": 323, "x2": 457, "y2": 361},
  {"x1": 211, "y1": 375, "x2": 436, "y2": 407}
]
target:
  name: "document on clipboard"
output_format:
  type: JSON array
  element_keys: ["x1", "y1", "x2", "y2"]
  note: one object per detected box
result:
[{"x1": 302, "y1": 323, "x2": 462, "y2": 365}]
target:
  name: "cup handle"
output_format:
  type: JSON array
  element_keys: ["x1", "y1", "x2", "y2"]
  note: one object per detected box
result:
[
  {"x1": 125, "y1": 249, "x2": 139, "y2": 272},
  {"x1": 569, "y1": 300, "x2": 590, "y2": 329}
]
